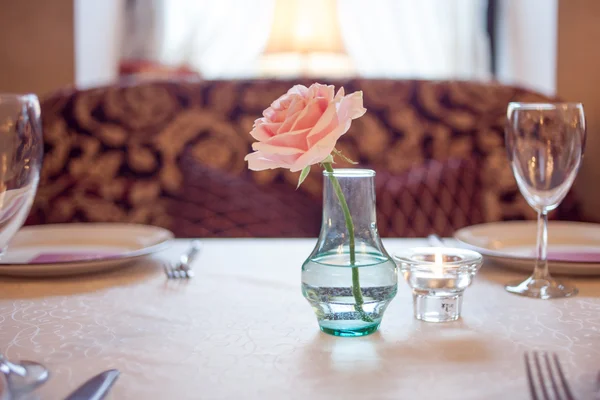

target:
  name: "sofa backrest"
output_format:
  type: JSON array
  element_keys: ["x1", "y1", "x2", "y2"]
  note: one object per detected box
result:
[{"x1": 29, "y1": 78, "x2": 576, "y2": 237}]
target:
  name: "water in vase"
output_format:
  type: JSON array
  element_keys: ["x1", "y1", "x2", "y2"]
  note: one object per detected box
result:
[{"x1": 302, "y1": 249, "x2": 397, "y2": 337}]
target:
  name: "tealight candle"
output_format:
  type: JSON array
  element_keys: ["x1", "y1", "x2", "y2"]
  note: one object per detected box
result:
[{"x1": 393, "y1": 247, "x2": 482, "y2": 322}]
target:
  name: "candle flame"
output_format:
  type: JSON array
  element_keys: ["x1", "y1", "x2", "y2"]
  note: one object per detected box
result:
[{"x1": 435, "y1": 251, "x2": 443, "y2": 266}]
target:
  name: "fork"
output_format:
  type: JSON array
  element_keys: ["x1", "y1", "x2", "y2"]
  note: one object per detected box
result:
[
  {"x1": 427, "y1": 234, "x2": 446, "y2": 247},
  {"x1": 164, "y1": 240, "x2": 201, "y2": 279},
  {"x1": 525, "y1": 351, "x2": 576, "y2": 400}
]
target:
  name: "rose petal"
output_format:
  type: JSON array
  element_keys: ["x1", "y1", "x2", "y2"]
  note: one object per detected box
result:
[
  {"x1": 245, "y1": 151, "x2": 301, "y2": 171},
  {"x1": 252, "y1": 141, "x2": 305, "y2": 155},
  {"x1": 244, "y1": 151, "x2": 277, "y2": 170},
  {"x1": 291, "y1": 124, "x2": 346, "y2": 171},
  {"x1": 271, "y1": 93, "x2": 293, "y2": 110},
  {"x1": 250, "y1": 121, "x2": 280, "y2": 141},
  {"x1": 308, "y1": 83, "x2": 335, "y2": 102},
  {"x1": 264, "y1": 107, "x2": 287, "y2": 122},
  {"x1": 290, "y1": 98, "x2": 325, "y2": 132},
  {"x1": 337, "y1": 90, "x2": 366, "y2": 121},
  {"x1": 286, "y1": 96, "x2": 307, "y2": 116},
  {"x1": 306, "y1": 103, "x2": 338, "y2": 147},
  {"x1": 264, "y1": 128, "x2": 311, "y2": 151},
  {"x1": 317, "y1": 97, "x2": 329, "y2": 112},
  {"x1": 267, "y1": 91, "x2": 305, "y2": 117},
  {"x1": 287, "y1": 85, "x2": 309, "y2": 97},
  {"x1": 277, "y1": 108, "x2": 302, "y2": 133}
]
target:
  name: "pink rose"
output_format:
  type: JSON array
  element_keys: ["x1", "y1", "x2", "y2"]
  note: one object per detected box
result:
[{"x1": 245, "y1": 83, "x2": 366, "y2": 172}]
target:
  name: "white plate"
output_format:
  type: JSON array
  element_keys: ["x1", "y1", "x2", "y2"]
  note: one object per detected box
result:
[
  {"x1": 0, "y1": 223, "x2": 174, "y2": 277},
  {"x1": 454, "y1": 221, "x2": 600, "y2": 276}
]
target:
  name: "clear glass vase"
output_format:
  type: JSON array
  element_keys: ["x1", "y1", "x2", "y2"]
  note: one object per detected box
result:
[{"x1": 302, "y1": 169, "x2": 397, "y2": 337}]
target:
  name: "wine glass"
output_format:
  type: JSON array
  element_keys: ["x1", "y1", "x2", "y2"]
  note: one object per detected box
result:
[
  {"x1": 0, "y1": 94, "x2": 43, "y2": 253},
  {"x1": 0, "y1": 94, "x2": 47, "y2": 391},
  {"x1": 505, "y1": 102, "x2": 586, "y2": 299}
]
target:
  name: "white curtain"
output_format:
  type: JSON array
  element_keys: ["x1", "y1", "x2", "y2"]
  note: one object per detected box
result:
[
  {"x1": 338, "y1": 0, "x2": 491, "y2": 80},
  {"x1": 123, "y1": 0, "x2": 490, "y2": 80},
  {"x1": 155, "y1": 0, "x2": 274, "y2": 79}
]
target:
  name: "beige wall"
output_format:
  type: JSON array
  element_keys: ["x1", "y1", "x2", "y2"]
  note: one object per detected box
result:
[
  {"x1": 557, "y1": 0, "x2": 600, "y2": 220},
  {"x1": 0, "y1": 0, "x2": 75, "y2": 96}
]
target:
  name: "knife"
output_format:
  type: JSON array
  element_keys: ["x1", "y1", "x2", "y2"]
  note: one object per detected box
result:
[{"x1": 64, "y1": 369, "x2": 120, "y2": 400}]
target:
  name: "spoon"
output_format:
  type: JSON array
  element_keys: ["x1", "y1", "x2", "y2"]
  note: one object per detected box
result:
[{"x1": 0, "y1": 354, "x2": 49, "y2": 394}]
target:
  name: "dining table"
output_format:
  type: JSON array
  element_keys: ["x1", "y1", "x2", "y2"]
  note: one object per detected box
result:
[{"x1": 0, "y1": 238, "x2": 598, "y2": 400}]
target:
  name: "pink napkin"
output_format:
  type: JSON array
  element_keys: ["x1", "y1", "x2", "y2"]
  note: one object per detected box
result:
[
  {"x1": 547, "y1": 251, "x2": 600, "y2": 262},
  {"x1": 29, "y1": 252, "x2": 118, "y2": 263}
]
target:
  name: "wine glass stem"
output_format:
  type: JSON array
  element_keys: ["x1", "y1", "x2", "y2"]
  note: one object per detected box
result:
[{"x1": 533, "y1": 210, "x2": 550, "y2": 280}]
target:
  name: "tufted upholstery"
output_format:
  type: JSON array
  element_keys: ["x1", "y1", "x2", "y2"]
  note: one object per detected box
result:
[{"x1": 28, "y1": 78, "x2": 579, "y2": 237}]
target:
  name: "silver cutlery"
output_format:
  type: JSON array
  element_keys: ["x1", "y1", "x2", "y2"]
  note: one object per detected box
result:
[
  {"x1": 64, "y1": 369, "x2": 120, "y2": 400},
  {"x1": 524, "y1": 351, "x2": 575, "y2": 400},
  {"x1": 427, "y1": 234, "x2": 446, "y2": 247},
  {"x1": 0, "y1": 354, "x2": 49, "y2": 395},
  {"x1": 164, "y1": 240, "x2": 201, "y2": 279}
]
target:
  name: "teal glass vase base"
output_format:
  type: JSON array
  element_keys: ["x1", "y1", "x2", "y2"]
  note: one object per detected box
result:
[
  {"x1": 301, "y1": 169, "x2": 398, "y2": 337},
  {"x1": 319, "y1": 322, "x2": 380, "y2": 337}
]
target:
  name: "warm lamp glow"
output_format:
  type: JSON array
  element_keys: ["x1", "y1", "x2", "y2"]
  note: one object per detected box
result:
[
  {"x1": 260, "y1": 0, "x2": 354, "y2": 78},
  {"x1": 264, "y1": 0, "x2": 347, "y2": 55}
]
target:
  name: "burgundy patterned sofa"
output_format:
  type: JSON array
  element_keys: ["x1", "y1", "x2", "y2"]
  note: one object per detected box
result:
[{"x1": 27, "y1": 78, "x2": 578, "y2": 238}]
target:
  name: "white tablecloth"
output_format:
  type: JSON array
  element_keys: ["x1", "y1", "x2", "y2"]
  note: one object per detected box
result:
[{"x1": 0, "y1": 238, "x2": 599, "y2": 399}]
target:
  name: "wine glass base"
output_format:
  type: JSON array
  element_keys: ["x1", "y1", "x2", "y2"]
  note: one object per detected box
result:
[
  {"x1": 4, "y1": 360, "x2": 49, "y2": 394},
  {"x1": 505, "y1": 275, "x2": 578, "y2": 299}
]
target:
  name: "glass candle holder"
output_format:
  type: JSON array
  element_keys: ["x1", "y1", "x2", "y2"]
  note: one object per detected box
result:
[{"x1": 393, "y1": 247, "x2": 483, "y2": 322}]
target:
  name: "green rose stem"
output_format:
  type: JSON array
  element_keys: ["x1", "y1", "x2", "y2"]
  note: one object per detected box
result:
[{"x1": 322, "y1": 162, "x2": 373, "y2": 323}]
